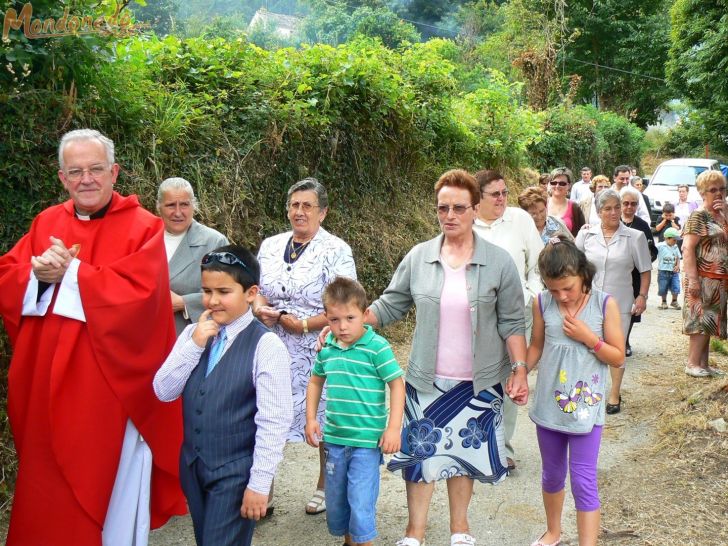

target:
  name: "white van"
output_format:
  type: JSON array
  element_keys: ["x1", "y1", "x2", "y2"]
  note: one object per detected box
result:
[{"x1": 644, "y1": 158, "x2": 721, "y2": 224}]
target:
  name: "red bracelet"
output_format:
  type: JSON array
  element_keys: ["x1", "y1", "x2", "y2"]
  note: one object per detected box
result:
[{"x1": 591, "y1": 339, "x2": 604, "y2": 352}]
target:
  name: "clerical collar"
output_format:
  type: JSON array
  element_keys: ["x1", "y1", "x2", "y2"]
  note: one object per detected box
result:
[{"x1": 75, "y1": 199, "x2": 112, "y2": 221}]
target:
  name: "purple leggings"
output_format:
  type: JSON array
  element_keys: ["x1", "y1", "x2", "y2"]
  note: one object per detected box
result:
[{"x1": 536, "y1": 425, "x2": 602, "y2": 512}]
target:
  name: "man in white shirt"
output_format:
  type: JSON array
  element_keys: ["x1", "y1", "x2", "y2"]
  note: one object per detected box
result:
[
  {"x1": 473, "y1": 170, "x2": 544, "y2": 471},
  {"x1": 570, "y1": 166, "x2": 593, "y2": 203}
]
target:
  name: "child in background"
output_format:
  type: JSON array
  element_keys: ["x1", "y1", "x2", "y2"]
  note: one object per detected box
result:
[
  {"x1": 154, "y1": 245, "x2": 293, "y2": 546},
  {"x1": 653, "y1": 202, "x2": 681, "y2": 242},
  {"x1": 525, "y1": 238, "x2": 625, "y2": 546},
  {"x1": 305, "y1": 277, "x2": 405, "y2": 546},
  {"x1": 657, "y1": 227, "x2": 682, "y2": 310}
]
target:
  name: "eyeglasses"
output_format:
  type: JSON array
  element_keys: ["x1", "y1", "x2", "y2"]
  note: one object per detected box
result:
[
  {"x1": 201, "y1": 252, "x2": 252, "y2": 276},
  {"x1": 550, "y1": 181, "x2": 569, "y2": 187},
  {"x1": 482, "y1": 190, "x2": 509, "y2": 199},
  {"x1": 65, "y1": 165, "x2": 109, "y2": 181},
  {"x1": 621, "y1": 201, "x2": 639, "y2": 207},
  {"x1": 706, "y1": 186, "x2": 727, "y2": 195},
  {"x1": 436, "y1": 204, "x2": 473, "y2": 216},
  {"x1": 288, "y1": 201, "x2": 320, "y2": 212}
]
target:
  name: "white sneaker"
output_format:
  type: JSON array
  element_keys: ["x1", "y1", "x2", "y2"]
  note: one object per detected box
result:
[
  {"x1": 685, "y1": 366, "x2": 710, "y2": 377},
  {"x1": 708, "y1": 366, "x2": 726, "y2": 377},
  {"x1": 395, "y1": 538, "x2": 423, "y2": 546},
  {"x1": 451, "y1": 533, "x2": 476, "y2": 545}
]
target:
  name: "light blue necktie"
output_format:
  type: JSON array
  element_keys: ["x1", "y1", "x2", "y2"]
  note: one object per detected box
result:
[{"x1": 205, "y1": 326, "x2": 227, "y2": 377}]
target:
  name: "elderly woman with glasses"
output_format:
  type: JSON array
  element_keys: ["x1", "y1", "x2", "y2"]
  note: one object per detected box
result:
[
  {"x1": 576, "y1": 189, "x2": 651, "y2": 415},
  {"x1": 255, "y1": 177, "x2": 356, "y2": 514},
  {"x1": 682, "y1": 170, "x2": 728, "y2": 378},
  {"x1": 157, "y1": 177, "x2": 229, "y2": 335},
  {"x1": 548, "y1": 167, "x2": 585, "y2": 237},
  {"x1": 620, "y1": 186, "x2": 657, "y2": 358},
  {"x1": 518, "y1": 186, "x2": 574, "y2": 245},
  {"x1": 369, "y1": 169, "x2": 528, "y2": 546}
]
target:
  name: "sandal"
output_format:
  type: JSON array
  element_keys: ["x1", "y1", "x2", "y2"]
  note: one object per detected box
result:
[
  {"x1": 708, "y1": 366, "x2": 726, "y2": 377},
  {"x1": 305, "y1": 488, "x2": 326, "y2": 515},
  {"x1": 658, "y1": 302, "x2": 668, "y2": 310},
  {"x1": 396, "y1": 538, "x2": 424, "y2": 546},
  {"x1": 451, "y1": 533, "x2": 476, "y2": 545},
  {"x1": 685, "y1": 365, "x2": 711, "y2": 378},
  {"x1": 670, "y1": 301, "x2": 681, "y2": 310},
  {"x1": 530, "y1": 532, "x2": 561, "y2": 546}
]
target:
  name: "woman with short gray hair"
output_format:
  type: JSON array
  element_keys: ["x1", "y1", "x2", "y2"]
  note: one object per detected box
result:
[
  {"x1": 255, "y1": 177, "x2": 356, "y2": 515},
  {"x1": 576, "y1": 189, "x2": 651, "y2": 415},
  {"x1": 156, "y1": 177, "x2": 228, "y2": 335}
]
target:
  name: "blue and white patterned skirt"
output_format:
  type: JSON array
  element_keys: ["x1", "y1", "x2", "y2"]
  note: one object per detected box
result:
[{"x1": 387, "y1": 378, "x2": 508, "y2": 484}]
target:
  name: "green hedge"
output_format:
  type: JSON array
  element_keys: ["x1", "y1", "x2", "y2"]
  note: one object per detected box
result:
[{"x1": 528, "y1": 105, "x2": 645, "y2": 175}]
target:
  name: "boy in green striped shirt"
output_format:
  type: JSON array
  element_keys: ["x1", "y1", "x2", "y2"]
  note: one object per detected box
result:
[{"x1": 305, "y1": 277, "x2": 405, "y2": 546}]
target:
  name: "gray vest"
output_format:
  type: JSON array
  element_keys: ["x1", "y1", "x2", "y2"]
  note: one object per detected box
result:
[{"x1": 181, "y1": 319, "x2": 268, "y2": 469}]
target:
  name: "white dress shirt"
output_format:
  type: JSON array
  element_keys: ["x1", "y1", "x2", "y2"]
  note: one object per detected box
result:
[{"x1": 473, "y1": 207, "x2": 544, "y2": 305}]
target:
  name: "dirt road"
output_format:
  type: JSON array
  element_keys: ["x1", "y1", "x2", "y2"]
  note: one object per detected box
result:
[{"x1": 150, "y1": 267, "x2": 686, "y2": 546}]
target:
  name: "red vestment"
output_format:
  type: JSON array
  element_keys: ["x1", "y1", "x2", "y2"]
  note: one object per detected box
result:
[{"x1": 0, "y1": 192, "x2": 186, "y2": 545}]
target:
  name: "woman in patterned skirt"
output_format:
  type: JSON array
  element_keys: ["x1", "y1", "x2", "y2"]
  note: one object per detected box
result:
[
  {"x1": 255, "y1": 178, "x2": 356, "y2": 513},
  {"x1": 682, "y1": 170, "x2": 728, "y2": 378},
  {"x1": 368, "y1": 169, "x2": 529, "y2": 546}
]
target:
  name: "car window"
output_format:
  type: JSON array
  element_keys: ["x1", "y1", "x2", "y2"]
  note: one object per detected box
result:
[{"x1": 651, "y1": 165, "x2": 709, "y2": 186}]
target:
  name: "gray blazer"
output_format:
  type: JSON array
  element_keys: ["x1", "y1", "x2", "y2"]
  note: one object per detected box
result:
[{"x1": 169, "y1": 220, "x2": 228, "y2": 335}]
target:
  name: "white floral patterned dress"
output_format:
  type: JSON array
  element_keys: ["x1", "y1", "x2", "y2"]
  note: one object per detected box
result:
[{"x1": 258, "y1": 227, "x2": 357, "y2": 441}]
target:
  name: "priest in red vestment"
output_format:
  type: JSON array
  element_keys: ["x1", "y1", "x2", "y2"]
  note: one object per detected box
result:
[{"x1": 0, "y1": 129, "x2": 186, "y2": 545}]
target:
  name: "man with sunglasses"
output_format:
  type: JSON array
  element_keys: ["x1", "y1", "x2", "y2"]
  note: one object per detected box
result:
[
  {"x1": 0, "y1": 129, "x2": 186, "y2": 545},
  {"x1": 473, "y1": 169, "x2": 544, "y2": 471}
]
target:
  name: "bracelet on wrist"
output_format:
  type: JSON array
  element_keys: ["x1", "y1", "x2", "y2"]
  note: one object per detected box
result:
[
  {"x1": 590, "y1": 338, "x2": 604, "y2": 353},
  {"x1": 510, "y1": 360, "x2": 528, "y2": 374},
  {"x1": 302, "y1": 318, "x2": 309, "y2": 334}
]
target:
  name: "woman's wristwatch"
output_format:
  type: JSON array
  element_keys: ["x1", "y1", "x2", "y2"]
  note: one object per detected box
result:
[{"x1": 511, "y1": 361, "x2": 528, "y2": 374}]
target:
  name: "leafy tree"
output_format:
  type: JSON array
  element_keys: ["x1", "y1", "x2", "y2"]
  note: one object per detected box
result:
[
  {"x1": 300, "y1": 1, "x2": 420, "y2": 47},
  {"x1": 561, "y1": 0, "x2": 672, "y2": 127},
  {"x1": 474, "y1": 0, "x2": 560, "y2": 109},
  {"x1": 130, "y1": 0, "x2": 179, "y2": 36},
  {"x1": 667, "y1": 0, "x2": 728, "y2": 154}
]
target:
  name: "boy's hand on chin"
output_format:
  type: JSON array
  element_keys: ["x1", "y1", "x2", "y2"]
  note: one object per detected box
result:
[
  {"x1": 241, "y1": 488, "x2": 268, "y2": 520},
  {"x1": 192, "y1": 309, "x2": 220, "y2": 347}
]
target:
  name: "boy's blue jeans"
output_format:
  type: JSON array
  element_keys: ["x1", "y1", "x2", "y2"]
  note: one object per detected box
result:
[
  {"x1": 322, "y1": 442, "x2": 383, "y2": 543},
  {"x1": 658, "y1": 270, "x2": 681, "y2": 297}
]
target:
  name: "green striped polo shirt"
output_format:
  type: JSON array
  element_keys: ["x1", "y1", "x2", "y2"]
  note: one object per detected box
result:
[{"x1": 311, "y1": 325, "x2": 403, "y2": 448}]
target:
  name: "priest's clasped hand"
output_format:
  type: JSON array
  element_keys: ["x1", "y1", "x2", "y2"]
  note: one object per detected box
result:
[{"x1": 30, "y1": 236, "x2": 79, "y2": 283}]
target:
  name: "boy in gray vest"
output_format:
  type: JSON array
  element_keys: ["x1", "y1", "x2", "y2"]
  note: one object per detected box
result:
[
  {"x1": 305, "y1": 277, "x2": 405, "y2": 546},
  {"x1": 154, "y1": 245, "x2": 292, "y2": 546}
]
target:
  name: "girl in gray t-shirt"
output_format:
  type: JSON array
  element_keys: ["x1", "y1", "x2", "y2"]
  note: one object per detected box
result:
[{"x1": 524, "y1": 238, "x2": 625, "y2": 546}]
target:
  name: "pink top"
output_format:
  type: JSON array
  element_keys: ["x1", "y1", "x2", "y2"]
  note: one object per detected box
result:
[
  {"x1": 435, "y1": 258, "x2": 474, "y2": 380},
  {"x1": 561, "y1": 200, "x2": 575, "y2": 232}
]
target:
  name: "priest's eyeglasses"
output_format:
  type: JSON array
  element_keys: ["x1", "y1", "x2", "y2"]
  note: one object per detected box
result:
[
  {"x1": 65, "y1": 165, "x2": 109, "y2": 181},
  {"x1": 202, "y1": 252, "x2": 252, "y2": 275}
]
